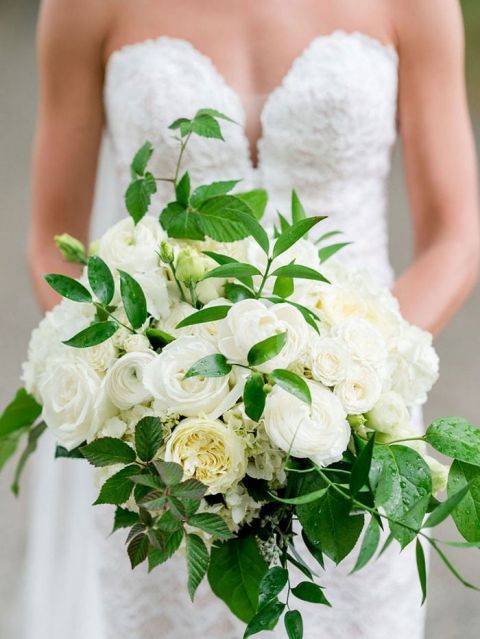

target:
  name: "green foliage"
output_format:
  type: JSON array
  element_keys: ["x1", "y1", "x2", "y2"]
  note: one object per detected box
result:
[
  {"x1": 426, "y1": 418, "x2": 480, "y2": 466},
  {"x1": 198, "y1": 195, "x2": 261, "y2": 242},
  {"x1": 94, "y1": 465, "x2": 141, "y2": 505},
  {"x1": 125, "y1": 173, "x2": 157, "y2": 224},
  {"x1": 184, "y1": 354, "x2": 232, "y2": 379},
  {"x1": 284, "y1": 610, "x2": 303, "y2": 639},
  {"x1": 55, "y1": 444, "x2": 85, "y2": 459},
  {"x1": 148, "y1": 529, "x2": 184, "y2": 571},
  {"x1": 235, "y1": 189, "x2": 268, "y2": 220},
  {"x1": 81, "y1": 437, "x2": 136, "y2": 467},
  {"x1": 0, "y1": 388, "x2": 41, "y2": 438},
  {"x1": 447, "y1": 460, "x2": 480, "y2": 542},
  {"x1": 416, "y1": 539, "x2": 428, "y2": 604},
  {"x1": 118, "y1": 270, "x2": 148, "y2": 329},
  {"x1": 175, "y1": 171, "x2": 191, "y2": 206},
  {"x1": 11, "y1": 422, "x2": 46, "y2": 496},
  {"x1": 247, "y1": 332, "x2": 288, "y2": 367},
  {"x1": 291, "y1": 190, "x2": 306, "y2": 224},
  {"x1": 202, "y1": 262, "x2": 261, "y2": 281},
  {"x1": 272, "y1": 217, "x2": 325, "y2": 259},
  {"x1": 271, "y1": 264, "x2": 329, "y2": 284},
  {"x1": 270, "y1": 369, "x2": 312, "y2": 405},
  {"x1": 131, "y1": 141, "x2": 154, "y2": 177},
  {"x1": 176, "y1": 304, "x2": 231, "y2": 328},
  {"x1": 127, "y1": 532, "x2": 149, "y2": 568},
  {"x1": 272, "y1": 276, "x2": 294, "y2": 298},
  {"x1": 318, "y1": 242, "x2": 352, "y2": 262},
  {"x1": 135, "y1": 417, "x2": 163, "y2": 463},
  {"x1": 145, "y1": 327, "x2": 175, "y2": 348},
  {"x1": 424, "y1": 480, "x2": 473, "y2": 529},
  {"x1": 291, "y1": 581, "x2": 330, "y2": 606},
  {"x1": 63, "y1": 321, "x2": 118, "y2": 348},
  {"x1": 160, "y1": 201, "x2": 205, "y2": 240},
  {"x1": 225, "y1": 282, "x2": 255, "y2": 302},
  {"x1": 258, "y1": 567, "x2": 288, "y2": 608},
  {"x1": 112, "y1": 507, "x2": 140, "y2": 533},
  {"x1": 350, "y1": 433, "x2": 375, "y2": 496},
  {"x1": 190, "y1": 180, "x2": 240, "y2": 208},
  {"x1": 87, "y1": 256, "x2": 115, "y2": 305},
  {"x1": 351, "y1": 516, "x2": 381, "y2": 573},
  {"x1": 188, "y1": 513, "x2": 232, "y2": 539},
  {"x1": 54, "y1": 233, "x2": 87, "y2": 264},
  {"x1": 243, "y1": 600, "x2": 285, "y2": 637},
  {"x1": 44, "y1": 274, "x2": 92, "y2": 303},
  {"x1": 243, "y1": 373, "x2": 267, "y2": 422},
  {"x1": 186, "y1": 533, "x2": 210, "y2": 599},
  {"x1": 155, "y1": 460, "x2": 184, "y2": 486}
]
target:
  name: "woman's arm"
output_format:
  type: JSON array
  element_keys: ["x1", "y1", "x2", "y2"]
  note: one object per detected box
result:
[
  {"x1": 393, "y1": 0, "x2": 479, "y2": 335},
  {"x1": 29, "y1": 0, "x2": 112, "y2": 310}
]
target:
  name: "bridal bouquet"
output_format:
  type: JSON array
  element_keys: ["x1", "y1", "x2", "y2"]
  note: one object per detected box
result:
[{"x1": 2, "y1": 109, "x2": 480, "y2": 638}]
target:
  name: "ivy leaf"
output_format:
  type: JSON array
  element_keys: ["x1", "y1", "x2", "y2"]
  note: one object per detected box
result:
[
  {"x1": 258, "y1": 567, "x2": 288, "y2": 608},
  {"x1": 184, "y1": 354, "x2": 232, "y2": 379},
  {"x1": 119, "y1": 270, "x2": 148, "y2": 329},
  {"x1": 416, "y1": 539, "x2": 428, "y2": 604},
  {"x1": 160, "y1": 201, "x2": 205, "y2": 240},
  {"x1": 243, "y1": 373, "x2": 266, "y2": 422},
  {"x1": 87, "y1": 256, "x2": 115, "y2": 305},
  {"x1": 270, "y1": 369, "x2": 312, "y2": 405},
  {"x1": 190, "y1": 180, "x2": 240, "y2": 208},
  {"x1": 186, "y1": 533, "x2": 210, "y2": 599},
  {"x1": 291, "y1": 189, "x2": 306, "y2": 223},
  {"x1": 135, "y1": 416, "x2": 163, "y2": 463},
  {"x1": 188, "y1": 513, "x2": 232, "y2": 539},
  {"x1": 81, "y1": 437, "x2": 136, "y2": 467},
  {"x1": 272, "y1": 217, "x2": 326, "y2": 259},
  {"x1": 350, "y1": 433, "x2": 376, "y2": 496},
  {"x1": 243, "y1": 600, "x2": 285, "y2": 637},
  {"x1": 63, "y1": 321, "x2": 118, "y2": 348},
  {"x1": 94, "y1": 465, "x2": 141, "y2": 505},
  {"x1": 11, "y1": 422, "x2": 46, "y2": 496},
  {"x1": 176, "y1": 305, "x2": 231, "y2": 328},
  {"x1": 424, "y1": 480, "x2": 473, "y2": 528},
  {"x1": 190, "y1": 113, "x2": 224, "y2": 140},
  {"x1": 351, "y1": 516, "x2": 381, "y2": 573},
  {"x1": 426, "y1": 418, "x2": 480, "y2": 466},
  {"x1": 112, "y1": 507, "x2": 140, "y2": 533},
  {"x1": 284, "y1": 610, "x2": 303, "y2": 639},
  {"x1": 447, "y1": 460, "x2": 480, "y2": 542},
  {"x1": 131, "y1": 141, "x2": 153, "y2": 177},
  {"x1": 0, "y1": 388, "x2": 41, "y2": 438},
  {"x1": 291, "y1": 581, "x2": 331, "y2": 606},
  {"x1": 318, "y1": 242, "x2": 352, "y2": 263},
  {"x1": 247, "y1": 332, "x2": 288, "y2": 367},
  {"x1": 44, "y1": 274, "x2": 92, "y2": 303},
  {"x1": 175, "y1": 171, "x2": 191, "y2": 207},
  {"x1": 125, "y1": 175, "x2": 157, "y2": 224},
  {"x1": 155, "y1": 460, "x2": 184, "y2": 486},
  {"x1": 271, "y1": 264, "x2": 330, "y2": 284},
  {"x1": 128, "y1": 532, "x2": 149, "y2": 568},
  {"x1": 148, "y1": 529, "x2": 184, "y2": 571},
  {"x1": 235, "y1": 189, "x2": 268, "y2": 220}
]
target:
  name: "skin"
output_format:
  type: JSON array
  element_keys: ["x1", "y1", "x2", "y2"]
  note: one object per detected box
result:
[{"x1": 30, "y1": 0, "x2": 479, "y2": 335}]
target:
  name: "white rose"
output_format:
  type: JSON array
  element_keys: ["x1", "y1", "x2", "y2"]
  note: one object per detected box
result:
[
  {"x1": 164, "y1": 416, "x2": 247, "y2": 494},
  {"x1": 133, "y1": 269, "x2": 170, "y2": 320},
  {"x1": 82, "y1": 339, "x2": 117, "y2": 373},
  {"x1": 98, "y1": 215, "x2": 165, "y2": 273},
  {"x1": 334, "y1": 365, "x2": 382, "y2": 414},
  {"x1": 332, "y1": 318, "x2": 387, "y2": 367},
  {"x1": 123, "y1": 333, "x2": 152, "y2": 353},
  {"x1": 99, "y1": 416, "x2": 128, "y2": 439},
  {"x1": 217, "y1": 299, "x2": 307, "y2": 372},
  {"x1": 143, "y1": 336, "x2": 230, "y2": 417},
  {"x1": 104, "y1": 351, "x2": 155, "y2": 409},
  {"x1": 156, "y1": 300, "x2": 197, "y2": 338},
  {"x1": 310, "y1": 336, "x2": 351, "y2": 386},
  {"x1": 264, "y1": 381, "x2": 350, "y2": 467},
  {"x1": 367, "y1": 390, "x2": 410, "y2": 436},
  {"x1": 39, "y1": 357, "x2": 112, "y2": 449}
]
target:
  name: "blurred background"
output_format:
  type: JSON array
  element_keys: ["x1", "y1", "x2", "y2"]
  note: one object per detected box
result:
[{"x1": 0, "y1": 0, "x2": 479, "y2": 637}]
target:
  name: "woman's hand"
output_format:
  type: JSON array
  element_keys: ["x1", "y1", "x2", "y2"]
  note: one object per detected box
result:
[{"x1": 393, "y1": 0, "x2": 479, "y2": 335}]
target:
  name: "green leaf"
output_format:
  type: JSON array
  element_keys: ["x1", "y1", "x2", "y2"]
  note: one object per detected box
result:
[
  {"x1": 291, "y1": 581, "x2": 331, "y2": 606},
  {"x1": 160, "y1": 201, "x2": 205, "y2": 240},
  {"x1": 148, "y1": 529, "x2": 184, "y2": 571},
  {"x1": 119, "y1": 270, "x2": 148, "y2": 329},
  {"x1": 202, "y1": 263, "x2": 261, "y2": 280},
  {"x1": 155, "y1": 460, "x2": 184, "y2": 486},
  {"x1": 11, "y1": 422, "x2": 46, "y2": 495},
  {"x1": 301, "y1": 530, "x2": 325, "y2": 570},
  {"x1": 258, "y1": 567, "x2": 288, "y2": 608},
  {"x1": 63, "y1": 321, "x2": 118, "y2": 348},
  {"x1": 135, "y1": 416, "x2": 163, "y2": 462},
  {"x1": 0, "y1": 433, "x2": 23, "y2": 472},
  {"x1": 424, "y1": 481, "x2": 472, "y2": 528},
  {"x1": 350, "y1": 433, "x2": 376, "y2": 496},
  {"x1": 195, "y1": 107, "x2": 236, "y2": 123},
  {"x1": 270, "y1": 369, "x2": 312, "y2": 405},
  {"x1": 128, "y1": 532, "x2": 149, "y2": 568},
  {"x1": 188, "y1": 513, "x2": 232, "y2": 539},
  {"x1": 272, "y1": 217, "x2": 326, "y2": 259},
  {"x1": 170, "y1": 478, "x2": 207, "y2": 500},
  {"x1": 416, "y1": 539, "x2": 427, "y2": 604},
  {"x1": 55, "y1": 444, "x2": 85, "y2": 459},
  {"x1": 112, "y1": 507, "x2": 140, "y2": 533},
  {"x1": 190, "y1": 180, "x2": 240, "y2": 208},
  {"x1": 277, "y1": 211, "x2": 290, "y2": 233},
  {"x1": 271, "y1": 264, "x2": 329, "y2": 284},
  {"x1": 184, "y1": 353, "x2": 232, "y2": 379},
  {"x1": 426, "y1": 418, "x2": 480, "y2": 466},
  {"x1": 145, "y1": 327, "x2": 175, "y2": 348},
  {"x1": 272, "y1": 276, "x2": 294, "y2": 298},
  {"x1": 186, "y1": 533, "x2": 210, "y2": 599},
  {"x1": 208, "y1": 537, "x2": 268, "y2": 623},
  {"x1": 224, "y1": 282, "x2": 255, "y2": 302},
  {"x1": 318, "y1": 242, "x2": 352, "y2": 262},
  {"x1": 44, "y1": 274, "x2": 92, "y2": 303},
  {"x1": 235, "y1": 189, "x2": 268, "y2": 220},
  {"x1": 0, "y1": 388, "x2": 41, "y2": 438},
  {"x1": 267, "y1": 297, "x2": 320, "y2": 334},
  {"x1": 247, "y1": 332, "x2": 288, "y2": 367},
  {"x1": 243, "y1": 600, "x2": 285, "y2": 637},
  {"x1": 131, "y1": 141, "x2": 153, "y2": 176},
  {"x1": 243, "y1": 373, "x2": 266, "y2": 422},
  {"x1": 370, "y1": 445, "x2": 432, "y2": 547},
  {"x1": 125, "y1": 176, "x2": 157, "y2": 224},
  {"x1": 447, "y1": 460, "x2": 480, "y2": 542},
  {"x1": 315, "y1": 230, "x2": 343, "y2": 244},
  {"x1": 190, "y1": 113, "x2": 224, "y2": 139},
  {"x1": 284, "y1": 610, "x2": 303, "y2": 639},
  {"x1": 94, "y1": 464, "x2": 140, "y2": 505},
  {"x1": 351, "y1": 516, "x2": 381, "y2": 573},
  {"x1": 81, "y1": 437, "x2": 136, "y2": 467},
  {"x1": 87, "y1": 256, "x2": 115, "y2": 305},
  {"x1": 291, "y1": 190, "x2": 306, "y2": 223},
  {"x1": 176, "y1": 305, "x2": 231, "y2": 328},
  {"x1": 273, "y1": 486, "x2": 329, "y2": 505},
  {"x1": 169, "y1": 117, "x2": 191, "y2": 132},
  {"x1": 175, "y1": 171, "x2": 191, "y2": 207}
]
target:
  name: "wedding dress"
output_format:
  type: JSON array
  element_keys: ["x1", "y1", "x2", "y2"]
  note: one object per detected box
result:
[{"x1": 22, "y1": 31, "x2": 426, "y2": 639}]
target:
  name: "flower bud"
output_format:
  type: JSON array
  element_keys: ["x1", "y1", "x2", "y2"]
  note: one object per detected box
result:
[
  {"x1": 159, "y1": 240, "x2": 175, "y2": 265},
  {"x1": 54, "y1": 234, "x2": 86, "y2": 264},
  {"x1": 175, "y1": 247, "x2": 207, "y2": 284}
]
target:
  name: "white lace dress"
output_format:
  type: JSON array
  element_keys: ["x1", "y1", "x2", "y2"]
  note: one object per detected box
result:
[{"x1": 23, "y1": 31, "x2": 426, "y2": 639}]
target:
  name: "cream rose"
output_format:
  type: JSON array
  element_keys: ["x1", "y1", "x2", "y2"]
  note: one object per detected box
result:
[
  {"x1": 367, "y1": 390, "x2": 410, "y2": 436},
  {"x1": 104, "y1": 351, "x2": 155, "y2": 410},
  {"x1": 142, "y1": 336, "x2": 230, "y2": 417},
  {"x1": 334, "y1": 365, "x2": 382, "y2": 414},
  {"x1": 310, "y1": 336, "x2": 351, "y2": 386},
  {"x1": 332, "y1": 318, "x2": 387, "y2": 367},
  {"x1": 164, "y1": 416, "x2": 247, "y2": 494},
  {"x1": 264, "y1": 381, "x2": 350, "y2": 467},
  {"x1": 217, "y1": 299, "x2": 307, "y2": 372}
]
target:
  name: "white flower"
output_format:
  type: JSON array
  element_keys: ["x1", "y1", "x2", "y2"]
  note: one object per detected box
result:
[
  {"x1": 264, "y1": 381, "x2": 350, "y2": 467},
  {"x1": 133, "y1": 269, "x2": 170, "y2": 320},
  {"x1": 156, "y1": 300, "x2": 197, "y2": 338},
  {"x1": 164, "y1": 416, "x2": 247, "y2": 494},
  {"x1": 81, "y1": 339, "x2": 117, "y2": 373},
  {"x1": 99, "y1": 416, "x2": 128, "y2": 439},
  {"x1": 424, "y1": 455, "x2": 449, "y2": 494},
  {"x1": 123, "y1": 333, "x2": 152, "y2": 353},
  {"x1": 332, "y1": 318, "x2": 387, "y2": 367},
  {"x1": 217, "y1": 299, "x2": 307, "y2": 372},
  {"x1": 104, "y1": 351, "x2": 155, "y2": 410},
  {"x1": 98, "y1": 215, "x2": 165, "y2": 273},
  {"x1": 334, "y1": 365, "x2": 382, "y2": 414},
  {"x1": 367, "y1": 390, "x2": 410, "y2": 436},
  {"x1": 224, "y1": 485, "x2": 262, "y2": 526},
  {"x1": 39, "y1": 357, "x2": 112, "y2": 449},
  {"x1": 310, "y1": 336, "x2": 351, "y2": 386},
  {"x1": 143, "y1": 336, "x2": 230, "y2": 417}
]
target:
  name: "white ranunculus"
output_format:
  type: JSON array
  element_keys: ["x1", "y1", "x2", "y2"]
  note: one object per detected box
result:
[
  {"x1": 142, "y1": 336, "x2": 230, "y2": 417},
  {"x1": 367, "y1": 390, "x2": 410, "y2": 436},
  {"x1": 98, "y1": 215, "x2": 165, "y2": 273},
  {"x1": 156, "y1": 300, "x2": 198, "y2": 338},
  {"x1": 332, "y1": 318, "x2": 387, "y2": 367},
  {"x1": 310, "y1": 336, "x2": 351, "y2": 386},
  {"x1": 164, "y1": 416, "x2": 247, "y2": 494},
  {"x1": 104, "y1": 351, "x2": 155, "y2": 410},
  {"x1": 264, "y1": 381, "x2": 350, "y2": 467},
  {"x1": 133, "y1": 269, "x2": 170, "y2": 320},
  {"x1": 82, "y1": 339, "x2": 117, "y2": 373},
  {"x1": 39, "y1": 357, "x2": 112, "y2": 449},
  {"x1": 334, "y1": 365, "x2": 382, "y2": 414},
  {"x1": 217, "y1": 299, "x2": 307, "y2": 372}
]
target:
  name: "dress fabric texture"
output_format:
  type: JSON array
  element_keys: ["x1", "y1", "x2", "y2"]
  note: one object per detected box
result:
[{"x1": 22, "y1": 32, "x2": 427, "y2": 639}]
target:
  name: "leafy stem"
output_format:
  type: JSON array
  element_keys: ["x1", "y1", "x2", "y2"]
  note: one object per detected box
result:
[
  {"x1": 168, "y1": 263, "x2": 188, "y2": 303},
  {"x1": 256, "y1": 257, "x2": 273, "y2": 298},
  {"x1": 173, "y1": 131, "x2": 193, "y2": 187},
  {"x1": 94, "y1": 303, "x2": 135, "y2": 334}
]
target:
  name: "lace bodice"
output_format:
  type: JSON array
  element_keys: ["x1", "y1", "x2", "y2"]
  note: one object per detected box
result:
[{"x1": 104, "y1": 31, "x2": 398, "y2": 286}]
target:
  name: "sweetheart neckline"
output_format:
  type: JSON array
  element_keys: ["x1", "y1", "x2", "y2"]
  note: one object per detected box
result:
[{"x1": 105, "y1": 31, "x2": 398, "y2": 171}]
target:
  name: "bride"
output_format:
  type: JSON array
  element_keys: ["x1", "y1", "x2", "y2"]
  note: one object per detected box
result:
[{"x1": 24, "y1": 0, "x2": 478, "y2": 638}]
